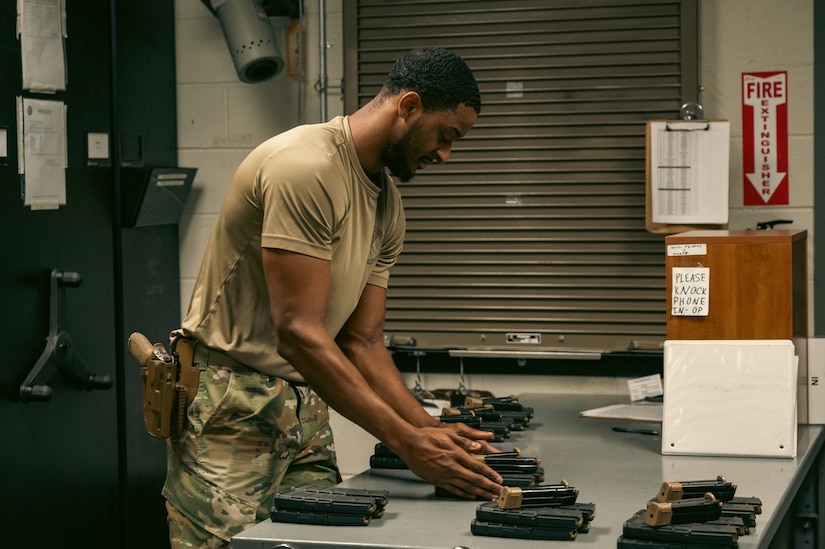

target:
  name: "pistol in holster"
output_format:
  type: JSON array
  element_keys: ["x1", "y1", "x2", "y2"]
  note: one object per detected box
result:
[{"x1": 127, "y1": 332, "x2": 199, "y2": 439}]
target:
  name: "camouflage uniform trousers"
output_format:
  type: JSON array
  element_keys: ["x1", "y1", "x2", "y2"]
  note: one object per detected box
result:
[{"x1": 163, "y1": 362, "x2": 340, "y2": 548}]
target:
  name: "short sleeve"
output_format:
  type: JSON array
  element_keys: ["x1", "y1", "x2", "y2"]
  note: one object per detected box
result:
[
  {"x1": 368, "y1": 179, "x2": 406, "y2": 288},
  {"x1": 257, "y1": 148, "x2": 347, "y2": 260}
]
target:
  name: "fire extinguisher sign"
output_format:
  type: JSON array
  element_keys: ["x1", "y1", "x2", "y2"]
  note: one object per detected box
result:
[{"x1": 742, "y1": 71, "x2": 789, "y2": 205}]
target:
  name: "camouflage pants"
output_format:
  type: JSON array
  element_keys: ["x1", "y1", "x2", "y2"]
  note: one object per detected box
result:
[{"x1": 163, "y1": 362, "x2": 340, "y2": 547}]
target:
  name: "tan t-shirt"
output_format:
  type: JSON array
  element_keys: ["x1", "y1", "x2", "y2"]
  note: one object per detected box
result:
[{"x1": 176, "y1": 116, "x2": 406, "y2": 381}]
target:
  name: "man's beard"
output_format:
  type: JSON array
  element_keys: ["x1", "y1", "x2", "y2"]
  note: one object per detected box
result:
[{"x1": 383, "y1": 125, "x2": 417, "y2": 183}]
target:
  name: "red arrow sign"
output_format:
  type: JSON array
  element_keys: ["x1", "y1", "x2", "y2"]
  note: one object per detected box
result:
[{"x1": 742, "y1": 71, "x2": 789, "y2": 205}]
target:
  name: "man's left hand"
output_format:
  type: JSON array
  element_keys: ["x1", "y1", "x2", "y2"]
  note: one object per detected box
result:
[{"x1": 439, "y1": 421, "x2": 501, "y2": 454}]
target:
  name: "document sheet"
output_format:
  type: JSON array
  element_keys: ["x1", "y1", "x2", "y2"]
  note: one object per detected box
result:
[{"x1": 649, "y1": 120, "x2": 730, "y2": 225}]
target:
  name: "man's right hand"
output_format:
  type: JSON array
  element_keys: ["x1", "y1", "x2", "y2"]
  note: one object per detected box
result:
[{"x1": 391, "y1": 425, "x2": 503, "y2": 500}]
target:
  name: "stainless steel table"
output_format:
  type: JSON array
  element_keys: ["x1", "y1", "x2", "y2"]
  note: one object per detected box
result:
[{"x1": 232, "y1": 393, "x2": 825, "y2": 548}]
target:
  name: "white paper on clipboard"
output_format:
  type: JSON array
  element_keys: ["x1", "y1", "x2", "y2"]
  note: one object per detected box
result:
[
  {"x1": 662, "y1": 339, "x2": 797, "y2": 458},
  {"x1": 649, "y1": 120, "x2": 730, "y2": 225},
  {"x1": 17, "y1": 0, "x2": 68, "y2": 92}
]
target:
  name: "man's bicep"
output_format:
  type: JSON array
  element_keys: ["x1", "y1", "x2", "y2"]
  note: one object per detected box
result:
[{"x1": 262, "y1": 247, "x2": 331, "y2": 326}]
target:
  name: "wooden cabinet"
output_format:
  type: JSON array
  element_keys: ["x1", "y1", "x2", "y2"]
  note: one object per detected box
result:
[{"x1": 665, "y1": 230, "x2": 807, "y2": 340}]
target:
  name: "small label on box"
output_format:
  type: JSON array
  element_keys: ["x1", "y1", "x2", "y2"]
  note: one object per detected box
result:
[
  {"x1": 667, "y1": 243, "x2": 707, "y2": 256},
  {"x1": 628, "y1": 374, "x2": 663, "y2": 402}
]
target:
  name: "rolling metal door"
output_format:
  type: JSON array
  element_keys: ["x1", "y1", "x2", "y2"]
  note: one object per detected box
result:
[{"x1": 343, "y1": 0, "x2": 699, "y2": 357}]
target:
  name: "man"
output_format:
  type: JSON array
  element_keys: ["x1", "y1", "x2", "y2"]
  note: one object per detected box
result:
[{"x1": 164, "y1": 47, "x2": 502, "y2": 548}]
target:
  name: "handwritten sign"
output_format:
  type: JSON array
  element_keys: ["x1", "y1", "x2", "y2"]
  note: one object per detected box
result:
[
  {"x1": 667, "y1": 243, "x2": 707, "y2": 257},
  {"x1": 671, "y1": 267, "x2": 710, "y2": 316}
]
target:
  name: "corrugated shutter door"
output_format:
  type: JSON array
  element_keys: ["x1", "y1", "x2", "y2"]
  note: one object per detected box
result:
[{"x1": 344, "y1": 0, "x2": 699, "y2": 356}]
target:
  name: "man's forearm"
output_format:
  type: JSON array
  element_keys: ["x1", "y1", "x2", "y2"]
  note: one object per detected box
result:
[
  {"x1": 341, "y1": 342, "x2": 440, "y2": 428},
  {"x1": 279, "y1": 331, "x2": 421, "y2": 451}
]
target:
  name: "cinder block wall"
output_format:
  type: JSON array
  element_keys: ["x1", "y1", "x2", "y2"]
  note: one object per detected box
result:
[{"x1": 174, "y1": 0, "x2": 814, "y2": 478}]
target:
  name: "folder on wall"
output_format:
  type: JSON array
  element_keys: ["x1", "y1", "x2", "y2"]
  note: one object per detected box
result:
[
  {"x1": 661, "y1": 339, "x2": 797, "y2": 458},
  {"x1": 645, "y1": 120, "x2": 731, "y2": 234}
]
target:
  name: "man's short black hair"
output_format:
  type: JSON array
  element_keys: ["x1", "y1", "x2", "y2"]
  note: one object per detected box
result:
[{"x1": 381, "y1": 47, "x2": 481, "y2": 115}]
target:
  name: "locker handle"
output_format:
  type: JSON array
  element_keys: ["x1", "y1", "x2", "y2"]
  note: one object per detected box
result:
[
  {"x1": 756, "y1": 219, "x2": 793, "y2": 230},
  {"x1": 19, "y1": 269, "x2": 113, "y2": 402}
]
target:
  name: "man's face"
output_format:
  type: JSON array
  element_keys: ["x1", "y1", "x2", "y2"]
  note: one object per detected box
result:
[{"x1": 383, "y1": 103, "x2": 477, "y2": 182}]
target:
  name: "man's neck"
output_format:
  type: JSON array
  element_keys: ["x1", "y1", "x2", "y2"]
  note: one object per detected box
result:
[{"x1": 348, "y1": 98, "x2": 393, "y2": 178}]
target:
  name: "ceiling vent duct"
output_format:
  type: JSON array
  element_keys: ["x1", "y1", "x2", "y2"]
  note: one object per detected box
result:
[{"x1": 202, "y1": 0, "x2": 285, "y2": 83}]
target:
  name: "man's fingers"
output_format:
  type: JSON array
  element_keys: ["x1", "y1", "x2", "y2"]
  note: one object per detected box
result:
[
  {"x1": 471, "y1": 460, "x2": 503, "y2": 485},
  {"x1": 453, "y1": 431, "x2": 484, "y2": 452},
  {"x1": 444, "y1": 422, "x2": 501, "y2": 455},
  {"x1": 455, "y1": 434, "x2": 500, "y2": 457},
  {"x1": 442, "y1": 429, "x2": 503, "y2": 484},
  {"x1": 449, "y1": 421, "x2": 494, "y2": 441},
  {"x1": 457, "y1": 452, "x2": 502, "y2": 486},
  {"x1": 473, "y1": 439, "x2": 501, "y2": 455}
]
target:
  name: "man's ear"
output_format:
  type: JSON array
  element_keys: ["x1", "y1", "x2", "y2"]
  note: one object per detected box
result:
[{"x1": 397, "y1": 91, "x2": 423, "y2": 120}]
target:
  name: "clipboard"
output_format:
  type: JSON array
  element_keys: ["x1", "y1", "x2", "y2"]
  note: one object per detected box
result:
[
  {"x1": 661, "y1": 339, "x2": 797, "y2": 458},
  {"x1": 645, "y1": 110, "x2": 731, "y2": 234}
]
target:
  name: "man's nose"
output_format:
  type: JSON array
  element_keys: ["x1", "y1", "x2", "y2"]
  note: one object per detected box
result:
[{"x1": 434, "y1": 144, "x2": 452, "y2": 164}]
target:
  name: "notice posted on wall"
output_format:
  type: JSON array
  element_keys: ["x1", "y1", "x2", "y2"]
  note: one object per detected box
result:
[
  {"x1": 671, "y1": 267, "x2": 710, "y2": 317},
  {"x1": 17, "y1": 96, "x2": 67, "y2": 209}
]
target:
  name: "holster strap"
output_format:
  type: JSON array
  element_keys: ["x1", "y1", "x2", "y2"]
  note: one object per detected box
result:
[{"x1": 173, "y1": 339, "x2": 201, "y2": 407}]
